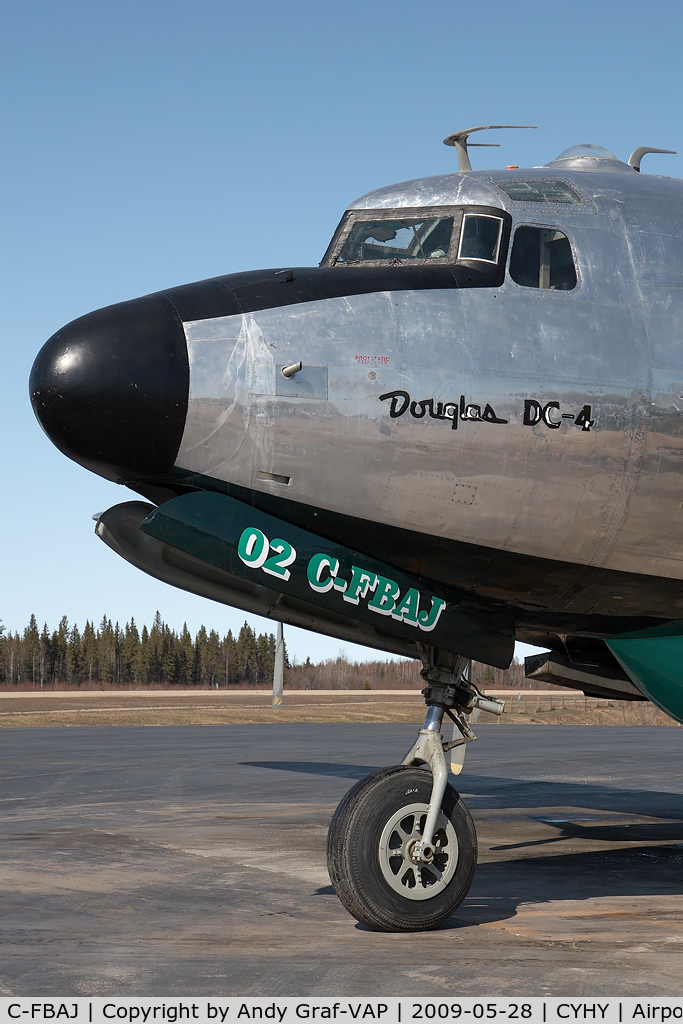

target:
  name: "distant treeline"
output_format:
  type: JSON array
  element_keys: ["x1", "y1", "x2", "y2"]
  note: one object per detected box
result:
[
  {"x1": 472, "y1": 660, "x2": 529, "y2": 690},
  {"x1": 0, "y1": 614, "x2": 282, "y2": 688},
  {"x1": 287, "y1": 655, "x2": 550, "y2": 690},
  {"x1": 286, "y1": 655, "x2": 421, "y2": 690},
  {"x1": 0, "y1": 615, "x2": 553, "y2": 690}
]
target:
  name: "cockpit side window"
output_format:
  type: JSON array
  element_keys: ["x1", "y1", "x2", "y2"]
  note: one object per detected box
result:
[
  {"x1": 458, "y1": 215, "x2": 504, "y2": 263},
  {"x1": 334, "y1": 215, "x2": 455, "y2": 265},
  {"x1": 509, "y1": 226, "x2": 577, "y2": 290}
]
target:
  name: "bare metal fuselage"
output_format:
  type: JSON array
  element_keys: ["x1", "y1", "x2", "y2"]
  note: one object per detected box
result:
[{"x1": 178, "y1": 169, "x2": 683, "y2": 593}]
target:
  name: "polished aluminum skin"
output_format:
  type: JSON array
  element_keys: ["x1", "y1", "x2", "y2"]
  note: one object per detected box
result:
[{"x1": 176, "y1": 156, "x2": 683, "y2": 583}]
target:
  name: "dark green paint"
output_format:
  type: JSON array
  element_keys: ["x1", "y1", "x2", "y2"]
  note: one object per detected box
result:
[
  {"x1": 606, "y1": 622, "x2": 683, "y2": 723},
  {"x1": 140, "y1": 491, "x2": 514, "y2": 667}
]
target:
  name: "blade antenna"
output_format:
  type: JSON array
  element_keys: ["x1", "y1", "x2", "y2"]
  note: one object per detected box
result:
[
  {"x1": 273, "y1": 621, "x2": 285, "y2": 710},
  {"x1": 628, "y1": 146, "x2": 676, "y2": 172},
  {"x1": 443, "y1": 125, "x2": 537, "y2": 173}
]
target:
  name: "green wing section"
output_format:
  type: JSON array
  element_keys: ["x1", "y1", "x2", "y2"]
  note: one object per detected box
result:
[{"x1": 606, "y1": 621, "x2": 683, "y2": 723}]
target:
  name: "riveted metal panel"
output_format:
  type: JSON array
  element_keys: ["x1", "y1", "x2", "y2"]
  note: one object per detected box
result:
[{"x1": 275, "y1": 365, "x2": 328, "y2": 399}]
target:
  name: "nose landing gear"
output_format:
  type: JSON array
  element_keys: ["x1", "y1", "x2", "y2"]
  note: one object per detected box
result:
[{"x1": 326, "y1": 647, "x2": 504, "y2": 931}]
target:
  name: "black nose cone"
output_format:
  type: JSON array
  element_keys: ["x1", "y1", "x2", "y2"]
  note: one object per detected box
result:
[{"x1": 30, "y1": 293, "x2": 189, "y2": 484}]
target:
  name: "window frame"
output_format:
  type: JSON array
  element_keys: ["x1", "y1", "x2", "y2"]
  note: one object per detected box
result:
[
  {"x1": 506, "y1": 222, "x2": 580, "y2": 293},
  {"x1": 320, "y1": 205, "x2": 512, "y2": 271},
  {"x1": 322, "y1": 206, "x2": 462, "y2": 267},
  {"x1": 457, "y1": 213, "x2": 505, "y2": 265}
]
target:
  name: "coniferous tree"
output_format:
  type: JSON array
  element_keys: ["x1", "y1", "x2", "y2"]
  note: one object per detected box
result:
[
  {"x1": 82, "y1": 620, "x2": 97, "y2": 683},
  {"x1": 66, "y1": 623, "x2": 82, "y2": 685},
  {"x1": 161, "y1": 621, "x2": 178, "y2": 685},
  {"x1": 205, "y1": 629, "x2": 221, "y2": 687},
  {"x1": 223, "y1": 629, "x2": 236, "y2": 686},
  {"x1": 139, "y1": 624, "x2": 150, "y2": 683},
  {"x1": 236, "y1": 622, "x2": 257, "y2": 683},
  {"x1": 97, "y1": 616, "x2": 113, "y2": 683},
  {"x1": 194, "y1": 625, "x2": 208, "y2": 685},
  {"x1": 51, "y1": 616, "x2": 69, "y2": 684},
  {"x1": 23, "y1": 615, "x2": 40, "y2": 687},
  {"x1": 256, "y1": 631, "x2": 274, "y2": 684},
  {"x1": 121, "y1": 619, "x2": 141, "y2": 683},
  {"x1": 146, "y1": 612, "x2": 165, "y2": 683},
  {"x1": 177, "y1": 623, "x2": 194, "y2": 685},
  {"x1": 40, "y1": 622, "x2": 51, "y2": 687}
]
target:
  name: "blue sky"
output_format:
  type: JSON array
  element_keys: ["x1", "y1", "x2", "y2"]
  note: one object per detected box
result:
[{"x1": 2, "y1": 0, "x2": 681, "y2": 662}]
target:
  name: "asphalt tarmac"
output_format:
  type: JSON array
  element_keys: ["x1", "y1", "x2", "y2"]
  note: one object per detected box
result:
[{"x1": 1, "y1": 724, "x2": 682, "y2": 996}]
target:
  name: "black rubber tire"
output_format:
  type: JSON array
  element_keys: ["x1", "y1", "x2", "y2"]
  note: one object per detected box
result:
[{"x1": 327, "y1": 765, "x2": 477, "y2": 932}]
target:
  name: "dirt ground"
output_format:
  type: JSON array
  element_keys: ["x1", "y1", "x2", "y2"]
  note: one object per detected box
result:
[{"x1": 0, "y1": 688, "x2": 676, "y2": 727}]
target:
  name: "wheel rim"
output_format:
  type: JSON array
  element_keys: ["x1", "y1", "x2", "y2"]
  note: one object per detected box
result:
[{"x1": 377, "y1": 801, "x2": 459, "y2": 901}]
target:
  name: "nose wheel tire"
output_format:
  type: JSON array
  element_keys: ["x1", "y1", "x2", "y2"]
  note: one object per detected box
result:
[{"x1": 327, "y1": 765, "x2": 477, "y2": 932}]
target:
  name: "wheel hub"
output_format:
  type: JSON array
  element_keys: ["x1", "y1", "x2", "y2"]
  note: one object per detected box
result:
[
  {"x1": 378, "y1": 802, "x2": 459, "y2": 901},
  {"x1": 407, "y1": 838, "x2": 433, "y2": 864}
]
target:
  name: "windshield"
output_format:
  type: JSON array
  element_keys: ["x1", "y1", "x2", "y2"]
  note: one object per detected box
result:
[{"x1": 334, "y1": 216, "x2": 454, "y2": 264}]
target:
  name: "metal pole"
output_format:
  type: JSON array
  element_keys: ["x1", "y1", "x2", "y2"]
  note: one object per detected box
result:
[{"x1": 273, "y1": 622, "x2": 284, "y2": 709}]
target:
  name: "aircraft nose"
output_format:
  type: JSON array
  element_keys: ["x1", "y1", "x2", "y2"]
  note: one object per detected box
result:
[{"x1": 30, "y1": 293, "x2": 189, "y2": 484}]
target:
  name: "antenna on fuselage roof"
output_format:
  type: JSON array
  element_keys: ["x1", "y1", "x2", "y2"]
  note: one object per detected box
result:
[
  {"x1": 628, "y1": 146, "x2": 676, "y2": 172},
  {"x1": 443, "y1": 125, "x2": 537, "y2": 173}
]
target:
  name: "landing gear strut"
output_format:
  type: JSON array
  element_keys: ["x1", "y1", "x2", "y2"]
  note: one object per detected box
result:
[{"x1": 327, "y1": 647, "x2": 504, "y2": 931}]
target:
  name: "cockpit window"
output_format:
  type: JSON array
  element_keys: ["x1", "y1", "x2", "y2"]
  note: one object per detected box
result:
[
  {"x1": 321, "y1": 204, "x2": 512, "y2": 274},
  {"x1": 334, "y1": 216, "x2": 455, "y2": 264},
  {"x1": 458, "y1": 215, "x2": 504, "y2": 263},
  {"x1": 509, "y1": 226, "x2": 577, "y2": 290}
]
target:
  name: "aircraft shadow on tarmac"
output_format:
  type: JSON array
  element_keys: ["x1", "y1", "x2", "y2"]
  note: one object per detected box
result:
[
  {"x1": 248, "y1": 761, "x2": 683, "y2": 929},
  {"x1": 491, "y1": 818, "x2": 683, "y2": 849},
  {"x1": 243, "y1": 760, "x2": 381, "y2": 779},
  {"x1": 451, "y1": 842, "x2": 683, "y2": 930},
  {"x1": 242, "y1": 762, "x2": 683, "y2": 821}
]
